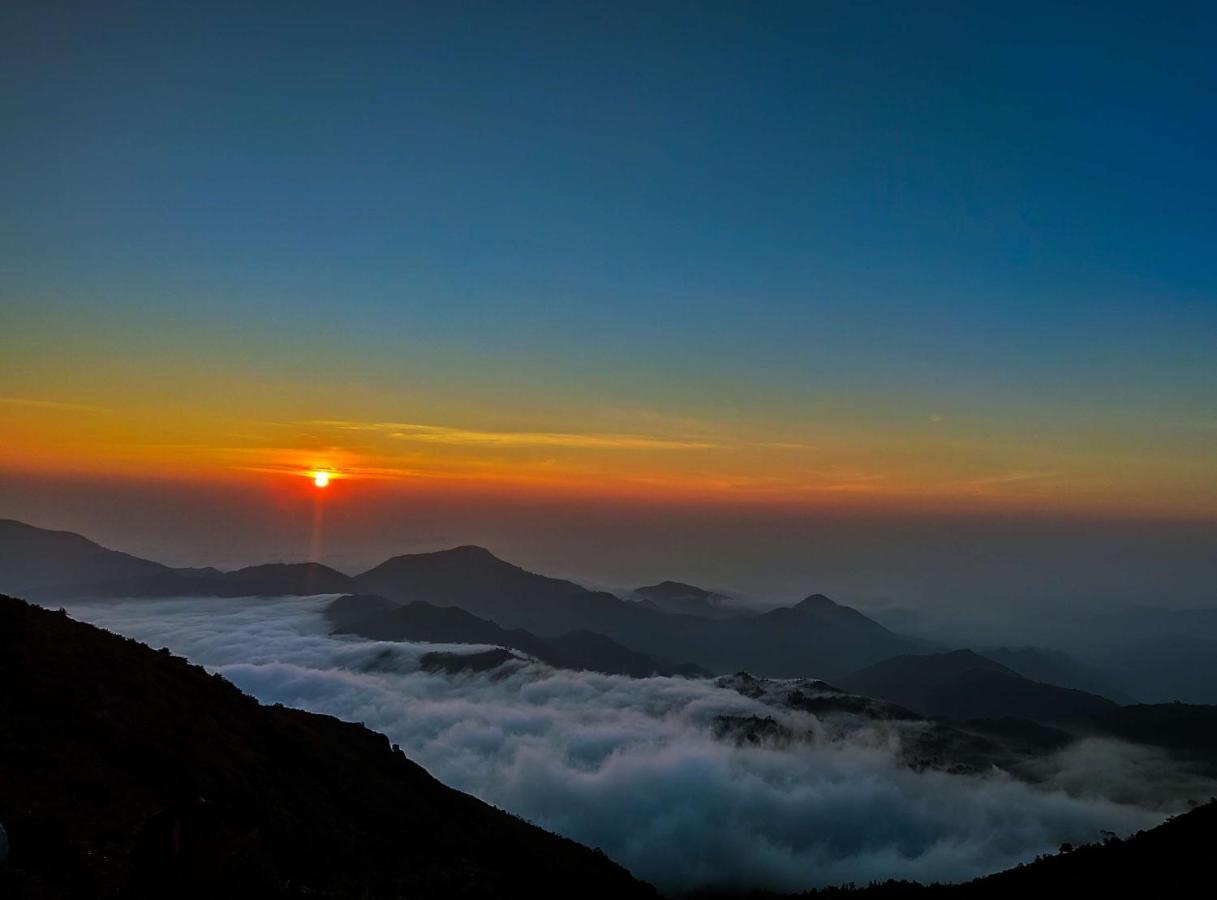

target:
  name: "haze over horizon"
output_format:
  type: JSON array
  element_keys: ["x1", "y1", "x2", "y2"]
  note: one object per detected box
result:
[{"x1": 3, "y1": 2, "x2": 1215, "y2": 618}]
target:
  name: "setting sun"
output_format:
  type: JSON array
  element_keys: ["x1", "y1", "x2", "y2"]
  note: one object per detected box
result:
[{"x1": 312, "y1": 470, "x2": 330, "y2": 488}]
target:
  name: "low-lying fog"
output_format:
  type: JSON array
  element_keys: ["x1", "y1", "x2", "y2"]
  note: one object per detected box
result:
[{"x1": 66, "y1": 596, "x2": 1203, "y2": 893}]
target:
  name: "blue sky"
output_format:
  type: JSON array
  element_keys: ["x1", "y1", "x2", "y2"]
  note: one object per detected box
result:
[{"x1": 2, "y1": 1, "x2": 1215, "y2": 525}]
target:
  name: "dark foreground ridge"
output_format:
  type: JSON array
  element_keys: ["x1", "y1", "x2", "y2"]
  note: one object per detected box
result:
[
  {"x1": 689, "y1": 799, "x2": 1217, "y2": 900},
  {"x1": 0, "y1": 594, "x2": 654, "y2": 899}
]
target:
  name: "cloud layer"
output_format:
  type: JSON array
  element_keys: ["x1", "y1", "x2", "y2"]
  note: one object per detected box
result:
[{"x1": 66, "y1": 596, "x2": 1194, "y2": 893}]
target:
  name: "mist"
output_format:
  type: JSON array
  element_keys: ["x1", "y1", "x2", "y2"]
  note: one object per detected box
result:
[{"x1": 61, "y1": 595, "x2": 1209, "y2": 893}]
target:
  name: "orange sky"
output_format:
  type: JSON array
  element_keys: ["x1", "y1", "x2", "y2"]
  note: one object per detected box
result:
[{"x1": 4, "y1": 390, "x2": 1215, "y2": 521}]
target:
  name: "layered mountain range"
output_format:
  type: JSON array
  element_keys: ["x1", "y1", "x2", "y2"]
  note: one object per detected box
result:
[
  {"x1": 1, "y1": 519, "x2": 919, "y2": 679},
  {"x1": 2, "y1": 518, "x2": 1213, "y2": 730},
  {"x1": 5, "y1": 518, "x2": 1217, "y2": 897}
]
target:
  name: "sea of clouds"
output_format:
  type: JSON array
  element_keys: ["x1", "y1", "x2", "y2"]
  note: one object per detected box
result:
[{"x1": 64, "y1": 596, "x2": 1205, "y2": 893}]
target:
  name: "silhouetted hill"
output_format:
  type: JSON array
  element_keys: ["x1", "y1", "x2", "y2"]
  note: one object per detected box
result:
[
  {"x1": 688, "y1": 594, "x2": 919, "y2": 679},
  {"x1": 218, "y1": 562, "x2": 358, "y2": 595},
  {"x1": 0, "y1": 519, "x2": 172, "y2": 599},
  {"x1": 354, "y1": 546, "x2": 633, "y2": 634},
  {"x1": 328, "y1": 596, "x2": 705, "y2": 678},
  {"x1": 0, "y1": 594, "x2": 653, "y2": 899},
  {"x1": 686, "y1": 800, "x2": 1217, "y2": 899},
  {"x1": 839, "y1": 650, "x2": 1117, "y2": 723},
  {"x1": 632, "y1": 581, "x2": 751, "y2": 618},
  {"x1": 332, "y1": 594, "x2": 546, "y2": 646},
  {"x1": 326, "y1": 592, "x2": 397, "y2": 629},
  {"x1": 0, "y1": 520, "x2": 357, "y2": 599}
]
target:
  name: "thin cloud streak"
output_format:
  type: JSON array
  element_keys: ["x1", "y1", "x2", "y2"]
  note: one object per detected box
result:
[
  {"x1": 312, "y1": 420, "x2": 719, "y2": 450},
  {"x1": 0, "y1": 396, "x2": 108, "y2": 412}
]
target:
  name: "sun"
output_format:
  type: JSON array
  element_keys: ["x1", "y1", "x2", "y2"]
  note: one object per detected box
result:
[{"x1": 311, "y1": 470, "x2": 330, "y2": 488}]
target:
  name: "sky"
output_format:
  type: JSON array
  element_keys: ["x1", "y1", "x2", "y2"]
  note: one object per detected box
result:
[{"x1": 2, "y1": 2, "x2": 1215, "y2": 607}]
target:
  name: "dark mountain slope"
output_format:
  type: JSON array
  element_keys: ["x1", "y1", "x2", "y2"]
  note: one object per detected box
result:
[
  {"x1": 0, "y1": 594, "x2": 653, "y2": 899},
  {"x1": 689, "y1": 800, "x2": 1217, "y2": 899},
  {"x1": 839, "y1": 650, "x2": 1117, "y2": 723},
  {"x1": 328, "y1": 596, "x2": 704, "y2": 677},
  {"x1": 332, "y1": 594, "x2": 547, "y2": 646},
  {"x1": 962, "y1": 800, "x2": 1217, "y2": 898},
  {"x1": 326, "y1": 592, "x2": 401, "y2": 629}
]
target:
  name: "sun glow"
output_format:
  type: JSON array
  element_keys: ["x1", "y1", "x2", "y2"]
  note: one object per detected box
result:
[{"x1": 312, "y1": 470, "x2": 330, "y2": 488}]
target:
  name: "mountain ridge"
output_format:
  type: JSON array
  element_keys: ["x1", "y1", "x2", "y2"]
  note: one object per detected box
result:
[
  {"x1": 686, "y1": 799, "x2": 1217, "y2": 899},
  {"x1": 0, "y1": 520, "x2": 919, "y2": 678},
  {"x1": 0, "y1": 520, "x2": 956, "y2": 680}
]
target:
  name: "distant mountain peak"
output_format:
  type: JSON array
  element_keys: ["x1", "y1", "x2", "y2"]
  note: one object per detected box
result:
[
  {"x1": 632, "y1": 579, "x2": 752, "y2": 617},
  {"x1": 793, "y1": 593, "x2": 838, "y2": 610},
  {"x1": 380, "y1": 544, "x2": 508, "y2": 567},
  {"x1": 647, "y1": 580, "x2": 708, "y2": 594},
  {"x1": 227, "y1": 561, "x2": 344, "y2": 576},
  {"x1": 445, "y1": 544, "x2": 501, "y2": 560}
]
